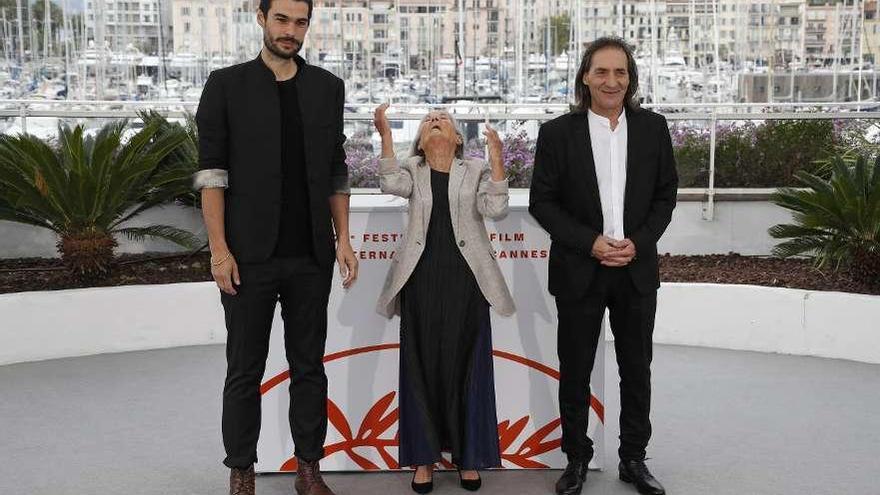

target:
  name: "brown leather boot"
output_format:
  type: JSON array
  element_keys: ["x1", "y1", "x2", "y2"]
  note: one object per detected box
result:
[
  {"x1": 294, "y1": 459, "x2": 335, "y2": 495},
  {"x1": 229, "y1": 465, "x2": 255, "y2": 495}
]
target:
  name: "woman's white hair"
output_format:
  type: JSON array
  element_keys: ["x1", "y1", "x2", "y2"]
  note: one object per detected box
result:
[{"x1": 407, "y1": 110, "x2": 466, "y2": 160}]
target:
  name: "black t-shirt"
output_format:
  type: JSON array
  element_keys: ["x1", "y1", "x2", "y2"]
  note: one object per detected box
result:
[{"x1": 273, "y1": 72, "x2": 313, "y2": 258}]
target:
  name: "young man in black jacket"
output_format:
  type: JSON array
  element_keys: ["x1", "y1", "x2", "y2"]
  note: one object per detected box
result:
[
  {"x1": 529, "y1": 37, "x2": 678, "y2": 495},
  {"x1": 193, "y1": 0, "x2": 357, "y2": 493}
]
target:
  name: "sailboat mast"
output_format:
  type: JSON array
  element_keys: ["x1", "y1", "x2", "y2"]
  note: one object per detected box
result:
[
  {"x1": 858, "y1": 0, "x2": 865, "y2": 106},
  {"x1": 833, "y1": 2, "x2": 840, "y2": 100},
  {"x1": 62, "y1": 0, "x2": 71, "y2": 98},
  {"x1": 650, "y1": 0, "x2": 657, "y2": 103},
  {"x1": 1, "y1": 9, "x2": 7, "y2": 64},
  {"x1": 43, "y1": 0, "x2": 50, "y2": 60},
  {"x1": 712, "y1": 0, "x2": 720, "y2": 102},
  {"x1": 15, "y1": 0, "x2": 24, "y2": 64},
  {"x1": 688, "y1": 0, "x2": 695, "y2": 69},
  {"x1": 95, "y1": 0, "x2": 105, "y2": 100},
  {"x1": 458, "y1": 0, "x2": 464, "y2": 95},
  {"x1": 566, "y1": 0, "x2": 574, "y2": 103},
  {"x1": 515, "y1": 0, "x2": 522, "y2": 102},
  {"x1": 27, "y1": 0, "x2": 35, "y2": 65}
]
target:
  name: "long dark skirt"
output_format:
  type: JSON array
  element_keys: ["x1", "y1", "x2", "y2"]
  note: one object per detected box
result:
[{"x1": 397, "y1": 273, "x2": 502, "y2": 470}]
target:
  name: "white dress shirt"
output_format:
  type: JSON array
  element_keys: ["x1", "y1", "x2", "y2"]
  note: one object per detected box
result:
[{"x1": 587, "y1": 108, "x2": 628, "y2": 241}]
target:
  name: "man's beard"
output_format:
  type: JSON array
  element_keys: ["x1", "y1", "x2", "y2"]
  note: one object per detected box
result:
[{"x1": 264, "y1": 33, "x2": 301, "y2": 59}]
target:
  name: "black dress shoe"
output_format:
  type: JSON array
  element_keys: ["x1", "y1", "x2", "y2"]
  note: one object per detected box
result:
[
  {"x1": 618, "y1": 460, "x2": 666, "y2": 495},
  {"x1": 458, "y1": 470, "x2": 482, "y2": 491},
  {"x1": 555, "y1": 459, "x2": 588, "y2": 495},
  {"x1": 410, "y1": 469, "x2": 433, "y2": 494}
]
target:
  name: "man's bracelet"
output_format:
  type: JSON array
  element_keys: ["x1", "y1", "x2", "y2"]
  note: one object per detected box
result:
[{"x1": 210, "y1": 252, "x2": 231, "y2": 266}]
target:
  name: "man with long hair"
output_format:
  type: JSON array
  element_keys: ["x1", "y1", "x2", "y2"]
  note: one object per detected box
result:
[{"x1": 529, "y1": 37, "x2": 678, "y2": 495}]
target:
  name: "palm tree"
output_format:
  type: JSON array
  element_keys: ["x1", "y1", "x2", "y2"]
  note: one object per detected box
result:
[
  {"x1": 0, "y1": 120, "x2": 200, "y2": 281},
  {"x1": 770, "y1": 154, "x2": 880, "y2": 285},
  {"x1": 138, "y1": 110, "x2": 201, "y2": 209}
]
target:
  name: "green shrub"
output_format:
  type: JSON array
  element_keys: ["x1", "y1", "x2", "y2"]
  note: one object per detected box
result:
[
  {"x1": 0, "y1": 121, "x2": 199, "y2": 281},
  {"x1": 769, "y1": 154, "x2": 880, "y2": 285}
]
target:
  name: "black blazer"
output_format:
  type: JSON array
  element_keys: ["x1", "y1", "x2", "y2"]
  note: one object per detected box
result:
[
  {"x1": 195, "y1": 54, "x2": 348, "y2": 266},
  {"x1": 528, "y1": 108, "x2": 678, "y2": 300}
]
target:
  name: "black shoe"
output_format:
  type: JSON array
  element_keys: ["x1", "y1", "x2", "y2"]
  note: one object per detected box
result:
[
  {"x1": 555, "y1": 459, "x2": 588, "y2": 495},
  {"x1": 618, "y1": 460, "x2": 665, "y2": 495},
  {"x1": 458, "y1": 470, "x2": 482, "y2": 491},
  {"x1": 410, "y1": 468, "x2": 433, "y2": 494}
]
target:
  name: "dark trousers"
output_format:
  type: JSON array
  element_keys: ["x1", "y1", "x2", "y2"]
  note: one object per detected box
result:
[
  {"x1": 220, "y1": 256, "x2": 332, "y2": 468},
  {"x1": 556, "y1": 266, "x2": 657, "y2": 463}
]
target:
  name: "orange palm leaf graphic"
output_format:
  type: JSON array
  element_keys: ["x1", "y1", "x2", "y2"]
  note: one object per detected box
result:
[
  {"x1": 280, "y1": 394, "x2": 565, "y2": 471},
  {"x1": 499, "y1": 417, "x2": 562, "y2": 468},
  {"x1": 281, "y1": 392, "x2": 400, "y2": 471}
]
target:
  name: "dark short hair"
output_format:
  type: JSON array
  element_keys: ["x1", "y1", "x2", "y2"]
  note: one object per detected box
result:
[
  {"x1": 259, "y1": 0, "x2": 313, "y2": 19},
  {"x1": 574, "y1": 36, "x2": 640, "y2": 113}
]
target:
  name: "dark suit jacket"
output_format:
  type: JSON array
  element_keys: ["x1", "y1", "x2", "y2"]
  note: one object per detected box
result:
[
  {"x1": 195, "y1": 53, "x2": 348, "y2": 266},
  {"x1": 528, "y1": 107, "x2": 678, "y2": 300}
]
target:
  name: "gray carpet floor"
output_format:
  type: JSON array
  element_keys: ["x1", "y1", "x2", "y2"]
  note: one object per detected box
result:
[{"x1": 1, "y1": 343, "x2": 878, "y2": 495}]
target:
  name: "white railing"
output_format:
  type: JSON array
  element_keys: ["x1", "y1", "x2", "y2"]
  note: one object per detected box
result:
[{"x1": 2, "y1": 99, "x2": 878, "y2": 220}]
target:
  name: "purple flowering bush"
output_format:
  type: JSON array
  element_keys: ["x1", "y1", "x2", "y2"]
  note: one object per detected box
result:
[
  {"x1": 501, "y1": 123, "x2": 536, "y2": 188},
  {"x1": 345, "y1": 118, "x2": 841, "y2": 190},
  {"x1": 669, "y1": 119, "x2": 835, "y2": 187},
  {"x1": 746, "y1": 119, "x2": 833, "y2": 185},
  {"x1": 669, "y1": 123, "x2": 710, "y2": 187},
  {"x1": 345, "y1": 130, "x2": 379, "y2": 188}
]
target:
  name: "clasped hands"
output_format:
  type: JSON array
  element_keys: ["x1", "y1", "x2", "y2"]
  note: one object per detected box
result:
[{"x1": 591, "y1": 235, "x2": 636, "y2": 267}]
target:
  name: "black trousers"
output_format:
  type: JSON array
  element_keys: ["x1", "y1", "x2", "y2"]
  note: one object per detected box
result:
[
  {"x1": 220, "y1": 256, "x2": 332, "y2": 468},
  {"x1": 556, "y1": 265, "x2": 657, "y2": 463}
]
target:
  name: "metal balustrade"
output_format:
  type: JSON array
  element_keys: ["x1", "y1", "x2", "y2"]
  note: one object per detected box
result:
[{"x1": 2, "y1": 99, "x2": 877, "y2": 220}]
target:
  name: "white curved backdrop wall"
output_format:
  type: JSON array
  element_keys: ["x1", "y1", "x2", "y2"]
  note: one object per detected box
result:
[
  {"x1": 0, "y1": 191, "x2": 794, "y2": 258},
  {"x1": 2, "y1": 198, "x2": 879, "y2": 473},
  {"x1": 3, "y1": 281, "x2": 878, "y2": 367}
]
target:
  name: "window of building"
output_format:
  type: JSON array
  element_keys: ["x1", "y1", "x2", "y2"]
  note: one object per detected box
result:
[
  {"x1": 181, "y1": 6, "x2": 190, "y2": 16},
  {"x1": 184, "y1": 22, "x2": 190, "y2": 33}
]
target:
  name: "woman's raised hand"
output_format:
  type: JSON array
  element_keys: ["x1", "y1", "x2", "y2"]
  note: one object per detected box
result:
[
  {"x1": 374, "y1": 103, "x2": 391, "y2": 137},
  {"x1": 483, "y1": 125, "x2": 502, "y2": 161},
  {"x1": 374, "y1": 103, "x2": 395, "y2": 158},
  {"x1": 483, "y1": 125, "x2": 505, "y2": 180}
]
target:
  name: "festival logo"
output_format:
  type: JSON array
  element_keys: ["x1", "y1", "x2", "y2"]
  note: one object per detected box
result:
[{"x1": 259, "y1": 343, "x2": 604, "y2": 471}]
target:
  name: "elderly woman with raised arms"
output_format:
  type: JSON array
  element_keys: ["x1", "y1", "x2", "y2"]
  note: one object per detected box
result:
[{"x1": 373, "y1": 104, "x2": 515, "y2": 493}]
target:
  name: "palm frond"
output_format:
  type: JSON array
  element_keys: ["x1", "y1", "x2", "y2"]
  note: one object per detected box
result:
[
  {"x1": 770, "y1": 150, "x2": 880, "y2": 272},
  {"x1": 116, "y1": 224, "x2": 201, "y2": 249},
  {"x1": 0, "y1": 119, "x2": 198, "y2": 266}
]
